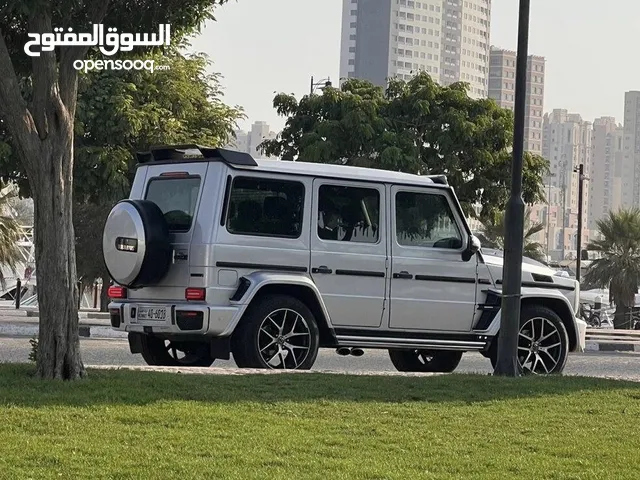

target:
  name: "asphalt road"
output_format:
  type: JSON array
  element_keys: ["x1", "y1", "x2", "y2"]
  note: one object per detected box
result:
[{"x1": 1, "y1": 336, "x2": 640, "y2": 380}]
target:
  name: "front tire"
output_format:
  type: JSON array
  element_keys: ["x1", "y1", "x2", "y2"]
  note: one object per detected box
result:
[
  {"x1": 231, "y1": 294, "x2": 320, "y2": 370},
  {"x1": 388, "y1": 349, "x2": 463, "y2": 373},
  {"x1": 490, "y1": 304, "x2": 569, "y2": 374},
  {"x1": 140, "y1": 336, "x2": 215, "y2": 367}
]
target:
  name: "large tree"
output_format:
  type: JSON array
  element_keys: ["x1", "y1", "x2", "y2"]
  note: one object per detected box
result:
[
  {"x1": 0, "y1": 0, "x2": 230, "y2": 379},
  {"x1": 584, "y1": 209, "x2": 640, "y2": 329},
  {"x1": 261, "y1": 75, "x2": 549, "y2": 221}
]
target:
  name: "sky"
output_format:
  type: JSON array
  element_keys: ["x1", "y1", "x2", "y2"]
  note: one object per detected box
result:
[{"x1": 190, "y1": 0, "x2": 640, "y2": 132}]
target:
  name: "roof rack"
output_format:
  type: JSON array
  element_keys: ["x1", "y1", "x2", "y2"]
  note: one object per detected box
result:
[{"x1": 136, "y1": 145, "x2": 258, "y2": 167}]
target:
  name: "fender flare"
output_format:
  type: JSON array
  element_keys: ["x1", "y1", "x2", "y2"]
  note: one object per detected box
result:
[
  {"x1": 220, "y1": 271, "x2": 334, "y2": 336},
  {"x1": 478, "y1": 287, "x2": 582, "y2": 351}
]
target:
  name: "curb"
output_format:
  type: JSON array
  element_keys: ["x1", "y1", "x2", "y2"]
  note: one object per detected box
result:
[
  {"x1": 24, "y1": 309, "x2": 109, "y2": 320},
  {"x1": 88, "y1": 364, "x2": 450, "y2": 377},
  {"x1": 0, "y1": 322, "x2": 127, "y2": 339},
  {"x1": 585, "y1": 340, "x2": 640, "y2": 352}
]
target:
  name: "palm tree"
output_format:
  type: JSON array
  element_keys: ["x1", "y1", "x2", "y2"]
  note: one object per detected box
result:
[
  {"x1": 477, "y1": 208, "x2": 546, "y2": 263},
  {"x1": 584, "y1": 209, "x2": 640, "y2": 329},
  {"x1": 0, "y1": 182, "x2": 23, "y2": 289}
]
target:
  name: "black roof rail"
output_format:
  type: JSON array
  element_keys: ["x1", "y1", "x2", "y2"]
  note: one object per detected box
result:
[{"x1": 136, "y1": 145, "x2": 258, "y2": 167}]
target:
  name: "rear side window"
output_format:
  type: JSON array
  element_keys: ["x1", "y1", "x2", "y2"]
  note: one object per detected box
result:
[
  {"x1": 145, "y1": 176, "x2": 201, "y2": 232},
  {"x1": 317, "y1": 184, "x2": 380, "y2": 243},
  {"x1": 226, "y1": 177, "x2": 305, "y2": 238}
]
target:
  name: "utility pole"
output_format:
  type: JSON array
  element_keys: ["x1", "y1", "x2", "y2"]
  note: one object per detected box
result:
[
  {"x1": 545, "y1": 173, "x2": 556, "y2": 261},
  {"x1": 561, "y1": 158, "x2": 567, "y2": 261},
  {"x1": 494, "y1": 0, "x2": 530, "y2": 377},
  {"x1": 574, "y1": 163, "x2": 587, "y2": 282}
]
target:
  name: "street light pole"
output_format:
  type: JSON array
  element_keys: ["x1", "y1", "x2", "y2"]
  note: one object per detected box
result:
[
  {"x1": 575, "y1": 163, "x2": 585, "y2": 282},
  {"x1": 310, "y1": 76, "x2": 332, "y2": 95},
  {"x1": 494, "y1": 0, "x2": 530, "y2": 377},
  {"x1": 545, "y1": 173, "x2": 556, "y2": 261}
]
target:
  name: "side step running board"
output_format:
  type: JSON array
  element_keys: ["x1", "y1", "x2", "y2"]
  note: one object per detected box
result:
[{"x1": 335, "y1": 335, "x2": 489, "y2": 351}]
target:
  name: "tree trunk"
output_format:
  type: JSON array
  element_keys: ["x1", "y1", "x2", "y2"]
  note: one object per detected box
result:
[
  {"x1": 613, "y1": 306, "x2": 631, "y2": 330},
  {"x1": 31, "y1": 140, "x2": 85, "y2": 380},
  {"x1": 100, "y1": 275, "x2": 111, "y2": 312}
]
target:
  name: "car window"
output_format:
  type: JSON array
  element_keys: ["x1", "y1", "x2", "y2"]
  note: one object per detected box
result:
[
  {"x1": 145, "y1": 176, "x2": 201, "y2": 232},
  {"x1": 226, "y1": 177, "x2": 305, "y2": 238},
  {"x1": 395, "y1": 191, "x2": 462, "y2": 249},
  {"x1": 317, "y1": 184, "x2": 380, "y2": 243}
]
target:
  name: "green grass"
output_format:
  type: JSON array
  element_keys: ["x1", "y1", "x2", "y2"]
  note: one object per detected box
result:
[{"x1": 1, "y1": 365, "x2": 640, "y2": 479}]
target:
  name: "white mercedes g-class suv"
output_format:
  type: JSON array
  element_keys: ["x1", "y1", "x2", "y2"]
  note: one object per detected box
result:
[{"x1": 103, "y1": 145, "x2": 587, "y2": 374}]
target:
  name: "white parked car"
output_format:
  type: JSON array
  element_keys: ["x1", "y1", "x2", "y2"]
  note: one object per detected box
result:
[{"x1": 102, "y1": 145, "x2": 587, "y2": 373}]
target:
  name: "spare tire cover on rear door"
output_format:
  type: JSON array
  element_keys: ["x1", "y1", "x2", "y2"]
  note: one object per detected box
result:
[{"x1": 102, "y1": 199, "x2": 173, "y2": 288}]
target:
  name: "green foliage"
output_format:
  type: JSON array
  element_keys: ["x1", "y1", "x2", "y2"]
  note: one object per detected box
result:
[
  {"x1": 477, "y1": 208, "x2": 546, "y2": 262},
  {"x1": 584, "y1": 209, "x2": 640, "y2": 328},
  {"x1": 1, "y1": 0, "x2": 242, "y2": 287},
  {"x1": 0, "y1": 0, "x2": 230, "y2": 76},
  {"x1": 0, "y1": 181, "x2": 23, "y2": 288},
  {"x1": 1, "y1": 50, "x2": 244, "y2": 282},
  {"x1": 73, "y1": 50, "x2": 243, "y2": 204},
  {"x1": 261, "y1": 74, "x2": 549, "y2": 220},
  {"x1": 2, "y1": 50, "x2": 244, "y2": 202}
]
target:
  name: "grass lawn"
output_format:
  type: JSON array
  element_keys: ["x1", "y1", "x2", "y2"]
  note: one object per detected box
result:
[{"x1": 1, "y1": 365, "x2": 640, "y2": 479}]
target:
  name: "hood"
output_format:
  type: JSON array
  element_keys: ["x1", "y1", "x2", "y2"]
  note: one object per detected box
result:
[
  {"x1": 480, "y1": 248, "x2": 557, "y2": 276},
  {"x1": 479, "y1": 247, "x2": 580, "y2": 316},
  {"x1": 480, "y1": 248, "x2": 577, "y2": 291}
]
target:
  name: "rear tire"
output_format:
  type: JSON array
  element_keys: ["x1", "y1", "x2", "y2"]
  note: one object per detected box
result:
[
  {"x1": 231, "y1": 294, "x2": 320, "y2": 370},
  {"x1": 140, "y1": 336, "x2": 215, "y2": 367},
  {"x1": 388, "y1": 349, "x2": 463, "y2": 373}
]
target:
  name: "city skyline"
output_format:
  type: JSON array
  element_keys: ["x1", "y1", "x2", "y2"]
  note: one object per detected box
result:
[
  {"x1": 192, "y1": 0, "x2": 640, "y2": 132},
  {"x1": 339, "y1": 0, "x2": 490, "y2": 97}
]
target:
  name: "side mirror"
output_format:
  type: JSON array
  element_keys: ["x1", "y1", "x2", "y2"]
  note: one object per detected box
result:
[{"x1": 462, "y1": 235, "x2": 481, "y2": 262}]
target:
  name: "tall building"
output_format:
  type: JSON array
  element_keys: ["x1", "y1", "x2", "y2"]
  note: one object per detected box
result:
[
  {"x1": 339, "y1": 0, "x2": 491, "y2": 98},
  {"x1": 622, "y1": 91, "x2": 640, "y2": 208},
  {"x1": 542, "y1": 109, "x2": 593, "y2": 260},
  {"x1": 227, "y1": 121, "x2": 278, "y2": 159},
  {"x1": 488, "y1": 47, "x2": 545, "y2": 155},
  {"x1": 589, "y1": 117, "x2": 624, "y2": 229}
]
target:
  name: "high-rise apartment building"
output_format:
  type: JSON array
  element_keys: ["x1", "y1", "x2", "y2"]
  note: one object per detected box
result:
[
  {"x1": 227, "y1": 121, "x2": 278, "y2": 159},
  {"x1": 339, "y1": 0, "x2": 491, "y2": 98},
  {"x1": 622, "y1": 91, "x2": 640, "y2": 207},
  {"x1": 488, "y1": 47, "x2": 545, "y2": 155},
  {"x1": 542, "y1": 109, "x2": 592, "y2": 260},
  {"x1": 589, "y1": 117, "x2": 624, "y2": 229}
]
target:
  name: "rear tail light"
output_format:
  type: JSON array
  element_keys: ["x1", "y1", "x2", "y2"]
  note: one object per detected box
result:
[
  {"x1": 108, "y1": 286, "x2": 127, "y2": 299},
  {"x1": 185, "y1": 287, "x2": 206, "y2": 301}
]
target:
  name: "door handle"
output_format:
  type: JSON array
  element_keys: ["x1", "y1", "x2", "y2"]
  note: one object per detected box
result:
[
  {"x1": 312, "y1": 266, "x2": 333, "y2": 274},
  {"x1": 393, "y1": 271, "x2": 413, "y2": 279}
]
